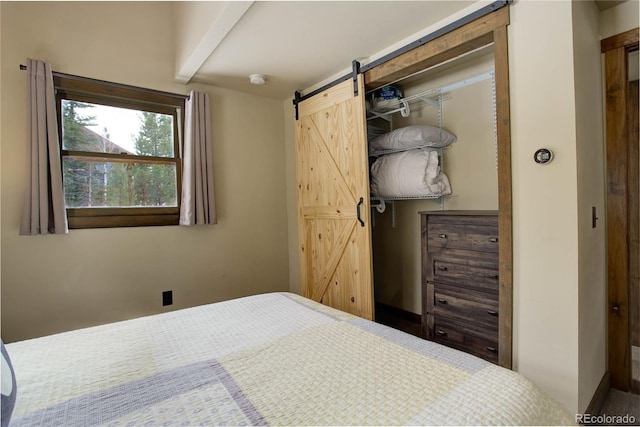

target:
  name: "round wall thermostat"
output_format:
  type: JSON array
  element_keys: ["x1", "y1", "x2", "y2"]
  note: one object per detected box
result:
[{"x1": 534, "y1": 148, "x2": 554, "y2": 165}]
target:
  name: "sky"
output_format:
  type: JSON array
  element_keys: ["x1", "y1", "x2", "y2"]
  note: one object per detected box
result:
[{"x1": 82, "y1": 103, "x2": 142, "y2": 152}]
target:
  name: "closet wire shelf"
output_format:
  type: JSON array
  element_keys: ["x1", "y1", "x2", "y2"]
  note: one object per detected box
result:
[
  {"x1": 370, "y1": 196, "x2": 444, "y2": 228},
  {"x1": 367, "y1": 94, "x2": 452, "y2": 122},
  {"x1": 366, "y1": 71, "x2": 493, "y2": 122},
  {"x1": 369, "y1": 144, "x2": 449, "y2": 158},
  {"x1": 367, "y1": 70, "x2": 496, "y2": 226}
]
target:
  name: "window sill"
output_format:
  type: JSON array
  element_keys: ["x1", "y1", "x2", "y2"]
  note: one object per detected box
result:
[{"x1": 67, "y1": 207, "x2": 179, "y2": 229}]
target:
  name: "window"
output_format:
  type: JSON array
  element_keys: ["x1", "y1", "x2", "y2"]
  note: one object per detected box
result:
[{"x1": 54, "y1": 74, "x2": 185, "y2": 228}]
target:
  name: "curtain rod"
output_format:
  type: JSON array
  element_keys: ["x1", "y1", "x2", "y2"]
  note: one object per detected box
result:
[{"x1": 19, "y1": 64, "x2": 190, "y2": 100}]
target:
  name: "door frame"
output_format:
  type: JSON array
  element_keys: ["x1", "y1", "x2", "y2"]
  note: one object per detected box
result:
[
  {"x1": 363, "y1": 6, "x2": 513, "y2": 369},
  {"x1": 602, "y1": 27, "x2": 639, "y2": 392}
]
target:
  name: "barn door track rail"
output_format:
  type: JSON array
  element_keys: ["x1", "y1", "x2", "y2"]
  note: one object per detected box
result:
[
  {"x1": 293, "y1": 60, "x2": 361, "y2": 120},
  {"x1": 292, "y1": 0, "x2": 511, "y2": 120}
]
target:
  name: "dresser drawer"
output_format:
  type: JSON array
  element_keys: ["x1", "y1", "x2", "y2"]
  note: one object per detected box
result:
[
  {"x1": 433, "y1": 260, "x2": 499, "y2": 292},
  {"x1": 426, "y1": 315, "x2": 499, "y2": 364},
  {"x1": 426, "y1": 283, "x2": 499, "y2": 327},
  {"x1": 420, "y1": 211, "x2": 502, "y2": 365},
  {"x1": 429, "y1": 256, "x2": 499, "y2": 294},
  {"x1": 426, "y1": 216, "x2": 498, "y2": 253}
]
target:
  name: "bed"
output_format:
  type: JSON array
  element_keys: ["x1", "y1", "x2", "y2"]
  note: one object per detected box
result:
[{"x1": 2, "y1": 292, "x2": 573, "y2": 426}]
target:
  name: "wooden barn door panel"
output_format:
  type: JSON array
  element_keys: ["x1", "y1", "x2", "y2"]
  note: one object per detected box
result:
[{"x1": 295, "y1": 77, "x2": 374, "y2": 320}]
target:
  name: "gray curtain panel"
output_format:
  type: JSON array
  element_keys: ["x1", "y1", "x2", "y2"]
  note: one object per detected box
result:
[
  {"x1": 179, "y1": 90, "x2": 217, "y2": 226},
  {"x1": 19, "y1": 58, "x2": 68, "y2": 235}
]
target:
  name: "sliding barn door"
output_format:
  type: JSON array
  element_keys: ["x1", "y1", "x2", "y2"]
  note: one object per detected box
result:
[{"x1": 295, "y1": 77, "x2": 374, "y2": 320}]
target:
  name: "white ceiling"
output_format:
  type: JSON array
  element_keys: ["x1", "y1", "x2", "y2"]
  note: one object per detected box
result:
[
  {"x1": 174, "y1": 1, "x2": 632, "y2": 100},
  {"x1": 594, "y1": 0, "x2": 627, "y2": 11},
  {"x1": 173, "y1": 1, "x2": 480, "y2": 100}
]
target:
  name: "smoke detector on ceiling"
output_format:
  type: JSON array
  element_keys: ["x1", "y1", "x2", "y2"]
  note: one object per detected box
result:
[{"x1": 249, "y1": 74, "x2": 266, "y2": 85}]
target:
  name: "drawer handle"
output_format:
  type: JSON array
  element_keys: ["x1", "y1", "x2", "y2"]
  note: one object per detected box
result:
[
  {"x1": 487, "y1": 310, "x2": 498, "y2": 316},
  {"x1": 437, "y1": 266, "x2": 448, "y2": 272},
  {"x1": 436, "y1": 330, "x2": 447, "y2": 337},
  {"x1": 489, "y1": 237, "x2": 498, "y2": 243},
  {"x1": 439, "y1": 234, "x2": 447, "y2": 239},
  {"x1": 488, "y1": 274, "x2": 499, "y2": 279},
  {"x1": 487, "y1": 346, "x2": 498, "y2": 353},
  {"x1": 436, "y1": 298, "x2": 448, "y2": 305}
]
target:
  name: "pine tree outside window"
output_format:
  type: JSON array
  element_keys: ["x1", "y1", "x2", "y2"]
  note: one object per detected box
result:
[{"x1": 54, "y1": 74, "x2": 185, "y2": 228}]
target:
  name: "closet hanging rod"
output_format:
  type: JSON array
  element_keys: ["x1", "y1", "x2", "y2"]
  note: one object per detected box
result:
[
  {"x1": 364, "y1": 43, "x2": 495, "y2": 95},
  {"x1": 359, "y1": 0, "x2": 510, "y2": 74},
  {"x1": 399, "y1": 70, "x2": 494, "y2": 103},
  {"x1": 438, "y1": 70, "x2": 494, "y2": 94}
]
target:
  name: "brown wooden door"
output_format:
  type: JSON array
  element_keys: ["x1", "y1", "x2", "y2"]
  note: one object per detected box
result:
[
  {"x1": 294, "y1": 77, "x2": 374, "y2": 320},
  {"x1": 628, "y1": 78, "x2": 639, "y2": 394},
  {"x1": 603, "y1": 28, "x2": 639, "y2": 392}
]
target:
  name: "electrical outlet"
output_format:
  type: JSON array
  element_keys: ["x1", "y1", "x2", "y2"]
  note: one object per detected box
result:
[{"x1": 162, "y1": 290, "x2": 173, "y2": 306}]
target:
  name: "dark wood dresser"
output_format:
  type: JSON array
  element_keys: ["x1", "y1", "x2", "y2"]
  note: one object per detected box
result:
[{"x1": 420, "y1": 210, "x2": 499, "y2": 364}]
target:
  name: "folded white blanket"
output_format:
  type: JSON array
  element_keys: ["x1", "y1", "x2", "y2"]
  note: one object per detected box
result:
[{"x1": 370, "y1": 150, "x2": 452, "y2": 197}]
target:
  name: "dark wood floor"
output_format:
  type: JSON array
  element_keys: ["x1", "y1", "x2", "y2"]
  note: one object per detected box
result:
[
  {"x1": 375, "y1": 303, "x2": 422, "y2": 338},
  {"x1": 596, "y1": 389, "x2": 640, "y2": 426}
]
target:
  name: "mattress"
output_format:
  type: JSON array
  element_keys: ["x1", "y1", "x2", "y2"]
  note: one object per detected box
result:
[{"x1": 5, "y1": 292, "x2": 573, "y2": 426}]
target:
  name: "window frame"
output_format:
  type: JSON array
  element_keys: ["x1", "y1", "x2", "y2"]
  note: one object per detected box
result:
[{"x1": 54, "y1": 73, "x2": 186, "y2": 229}]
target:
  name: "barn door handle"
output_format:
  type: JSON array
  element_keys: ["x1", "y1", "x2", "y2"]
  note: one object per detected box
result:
[{"x1": 356, "y1": 197, "x2": 365, "y2": 227}]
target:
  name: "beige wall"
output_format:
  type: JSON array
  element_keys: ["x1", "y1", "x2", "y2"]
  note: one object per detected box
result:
[
  {"x1": 573, "y1": 1, "x2": 607, "y2": 413},
  {"x1": 509, "y1": 0, "x2": 581, "y2": 412},
  {"x1": 599, "y1": 0, "x2": 639, "y2": 39},
  {"x1": 0, "y1": 2, "x2": 289, "y2": 342},
  {"x1": 283, "y1": 99, "x2": 300, "y2": 295}
]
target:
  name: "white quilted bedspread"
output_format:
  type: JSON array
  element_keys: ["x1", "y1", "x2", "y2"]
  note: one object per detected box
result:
[{"x1": 6, "y1": 292, "x2": 574, "y2": 426}]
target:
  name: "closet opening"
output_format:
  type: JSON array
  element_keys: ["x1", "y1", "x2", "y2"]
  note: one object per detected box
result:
[
  {"x1": 362, "y1": 6, "x2": 512, "y2": 368},
  {"x1": 368, "y1": 46, "x2": 501, "y2": 362}
]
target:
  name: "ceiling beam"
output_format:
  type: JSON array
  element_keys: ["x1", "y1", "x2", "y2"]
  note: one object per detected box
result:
[{"x1": 175, "y1": 1, "x2": 254, "y2": 84}]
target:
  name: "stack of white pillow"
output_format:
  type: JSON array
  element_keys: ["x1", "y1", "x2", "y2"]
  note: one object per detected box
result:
[{"x1": 369, "y1": 125, "x2": 456, "y2": 198}]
